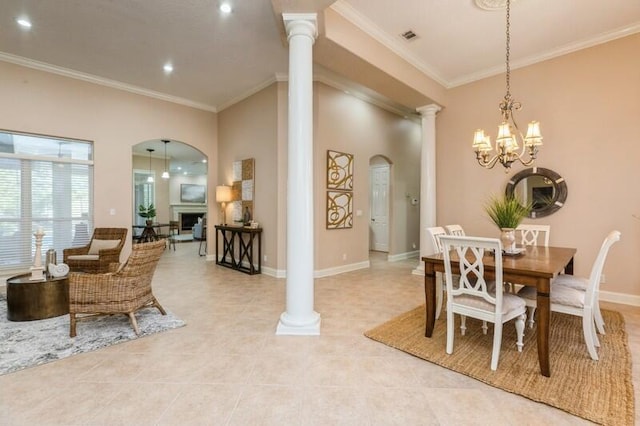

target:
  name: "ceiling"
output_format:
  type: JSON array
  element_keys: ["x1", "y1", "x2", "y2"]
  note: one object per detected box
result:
[{"x1": 2, "y1": 0, "x2": 639, "y2": 173}]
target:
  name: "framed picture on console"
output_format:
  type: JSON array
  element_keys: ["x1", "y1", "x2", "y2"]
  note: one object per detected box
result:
[{"x1": 180, "y1": 184, "x2": 206, "y2": 203}]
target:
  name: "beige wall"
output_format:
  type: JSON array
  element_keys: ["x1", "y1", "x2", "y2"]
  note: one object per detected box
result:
[
  {"x1": 0, "y1": 61, "x2": 218, "y2": 259},
  {"x1": 217, "y1": 81, "x2": 421, "y2": 274},
  {"x1": 437, "y1": 33, "x2": 640, "y2": 298},
  {"x1": 314, "y1": 82, "x2": 422, "y2": 270},
  {"x1": 218, "y1": 84, "x2": 279, "y2": 270}
]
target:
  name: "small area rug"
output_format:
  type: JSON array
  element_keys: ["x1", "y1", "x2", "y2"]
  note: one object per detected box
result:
[
  {"x1": 0, "y1": 294, "x2": 185, "y2": 375},
  {"x1": 365, "y1": 305, "x2": 634, "y2": 426}
]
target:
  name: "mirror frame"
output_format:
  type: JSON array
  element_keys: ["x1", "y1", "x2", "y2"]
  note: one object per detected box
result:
[{"x1": 505, "y1": 167, "x2": 568, "y2": 218}]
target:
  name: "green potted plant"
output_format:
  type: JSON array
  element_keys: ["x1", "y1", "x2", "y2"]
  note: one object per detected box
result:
[
  {"x1": 138, "y1": 203, "x2": 156, "y2": 226},
  {"x1": 484, "y1": 194, "x2": 531, "y2": 252}
]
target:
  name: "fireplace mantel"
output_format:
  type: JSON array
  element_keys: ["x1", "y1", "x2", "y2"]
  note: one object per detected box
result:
[{"x1": 170, "y1": 204, "x2": 208, "y2": 221}]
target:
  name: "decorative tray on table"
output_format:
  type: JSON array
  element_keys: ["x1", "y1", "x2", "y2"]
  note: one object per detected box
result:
[{"x1": 502, "y1": 247, "x2": 525, "y2": 256}]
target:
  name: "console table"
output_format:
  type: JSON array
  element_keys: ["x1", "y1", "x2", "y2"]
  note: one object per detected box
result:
[{"x1": 214, "y1": 225, "x2": 262, "y2": 275}]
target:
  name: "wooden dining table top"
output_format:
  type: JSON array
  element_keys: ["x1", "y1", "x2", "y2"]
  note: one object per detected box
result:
[{"x1": 422, "y1": 245, "x2": 576, "y2": 283}]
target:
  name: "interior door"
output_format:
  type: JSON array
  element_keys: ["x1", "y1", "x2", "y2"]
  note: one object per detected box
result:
[{"x1": 370, "y1": 164, "x2": 389, "y2": 252}]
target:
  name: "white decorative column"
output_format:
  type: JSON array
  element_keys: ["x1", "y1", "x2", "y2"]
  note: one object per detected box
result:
[
  {"x1": 413, "y1": 104, "x2": 442, "y2": 275},
  {"x1": 277, "y1": 13, "x2": 321, "y2": 335}
]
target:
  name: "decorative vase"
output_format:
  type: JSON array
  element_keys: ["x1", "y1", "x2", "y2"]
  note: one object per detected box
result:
[{"x1": 500, "y1": 228, "x2": 516, "y2": 253}]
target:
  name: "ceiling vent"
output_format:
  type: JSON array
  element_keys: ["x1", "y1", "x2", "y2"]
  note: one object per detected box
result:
[{"x1": 400, "y1": 30, "x2": 418, "y2": 41}]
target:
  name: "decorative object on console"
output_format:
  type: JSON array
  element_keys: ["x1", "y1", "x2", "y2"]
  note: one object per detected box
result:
[
  {"x1": 215, "y1": 185, "x2": 232, "y2": 225},
  {"x1": 484, "y1": 194, "x2": 531, "y2": 252},
  {"x1": 231, "y1": 158, "x2": 255, "y2": 223},
  {"x1": 326, "y1": 150, "x2": 354, "y2": 229},
  {"x1": 472, "y1": 0, "x2": 543, "y2": 171}
]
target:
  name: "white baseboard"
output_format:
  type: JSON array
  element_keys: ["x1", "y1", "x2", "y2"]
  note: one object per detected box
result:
[
  {"x1": 600, "y1": 290, "x2": 640, "y2": 307},
  {"x1": 314, "y1": 260, "x2": 370, "y2": 278},
  {"x1": 387, "y1": 250, "x2": 419, "y2": 262}
]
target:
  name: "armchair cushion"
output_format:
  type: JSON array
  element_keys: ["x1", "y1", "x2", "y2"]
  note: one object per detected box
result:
[
  {"x1": 66, "y1": 254, "x2": 99, "y2": 261},
  {"x1": 88, "y1": 239, "x2": 121, "y2": 255}
]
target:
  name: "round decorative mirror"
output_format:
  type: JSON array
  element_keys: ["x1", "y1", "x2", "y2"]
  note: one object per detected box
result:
[{"x1": 505, "y1": 167, "x2": 567, "y2": 218}]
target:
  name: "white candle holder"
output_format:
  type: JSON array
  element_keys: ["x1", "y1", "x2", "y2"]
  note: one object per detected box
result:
[{"x1": 30, "y1": 228, "x2": 45, "y2": 281}]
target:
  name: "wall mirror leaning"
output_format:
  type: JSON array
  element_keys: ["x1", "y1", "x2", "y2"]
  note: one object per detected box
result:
[{"x1": 505, "y1": 167, "x2": 568, "y2": 218}]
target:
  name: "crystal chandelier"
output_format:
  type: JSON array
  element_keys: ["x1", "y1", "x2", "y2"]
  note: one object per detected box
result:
[{"x1": 472, "y1": 0, "x2": 542, "y2": 171}]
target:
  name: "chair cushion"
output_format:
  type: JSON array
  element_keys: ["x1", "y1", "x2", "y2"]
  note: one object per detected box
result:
[
  {"x1": 518, "y1": 285, "x2": 585, "y2": 309},
  {"x1": 88, "y1": 239, "x2": 121, "y2": 255},
  {"x1": 553, "y1": 274, "x2": 589, "y2": 290},
  {"x1": 453, "y1": 292, "x2": 525, "y2": 315},
  {"x1": 67, "y1": 254, "x2": 100, "y2": 261}
]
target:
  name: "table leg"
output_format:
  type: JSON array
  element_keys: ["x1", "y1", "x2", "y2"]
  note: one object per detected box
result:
[
  {"x1": 536, "y1": 278, "x2": 551, "y2": 377},
  {"x1": 424, "y1": 263, "x2": 436, "y2": 337}
]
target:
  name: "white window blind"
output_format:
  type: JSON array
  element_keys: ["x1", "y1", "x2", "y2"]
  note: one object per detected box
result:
[{"x1": 0, "y1": 131, "x2": 93, "y2": 274}]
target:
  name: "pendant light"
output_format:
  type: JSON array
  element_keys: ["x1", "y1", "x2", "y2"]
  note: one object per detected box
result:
[
  {"x1": 161, "y1": 140, "x2": 170, "y2": 179},
  {"x1": 146, "y1": 148, "x2": 155, "y2": 183}
]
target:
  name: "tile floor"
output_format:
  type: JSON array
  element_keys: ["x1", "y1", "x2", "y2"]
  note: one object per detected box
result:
[{"x1": 0, "y1": 244, "x2": 637, "y2": 425}]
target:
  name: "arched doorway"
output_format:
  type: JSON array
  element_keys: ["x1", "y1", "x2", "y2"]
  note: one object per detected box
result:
[
  {"x1": 132, "y1": 139, "x2": 208, "y2": 239},
  {"x1": 369, "y1": 155, "x2": 391, "y2": 253}
]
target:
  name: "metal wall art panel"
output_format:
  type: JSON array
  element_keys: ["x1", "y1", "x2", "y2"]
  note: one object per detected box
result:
[{"x1": 326, "y1": 190, "x2": 353, "y2": 229}]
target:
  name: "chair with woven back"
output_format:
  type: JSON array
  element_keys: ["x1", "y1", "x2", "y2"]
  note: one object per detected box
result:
[
  {"x1": 68, "y1": 239, "x2": 167, "y2": 337},
  {"x1": 63, "y1": 227, "x2": 128, "y2": 273}
]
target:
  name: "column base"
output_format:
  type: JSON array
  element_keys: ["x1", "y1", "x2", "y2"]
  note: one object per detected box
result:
[
  {"x1": 412, "y1": 262, "x2": 425, "y2": 276},
  {"x1": 276, "y1": 311, "x2": 321, "y2": 335}
]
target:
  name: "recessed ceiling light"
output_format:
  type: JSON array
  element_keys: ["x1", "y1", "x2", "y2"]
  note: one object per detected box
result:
[
  {"x1": 163, "y1": 63, "x2": 173, "y2": 74},
  {"x1": 16, "y1": 18, "x2": 32, "y2": 29},
  {"x1": 220, "y1": 3, "x2": 232, "y2": 13},
  {"x1": 202, "y1": 159, "x2": 207, "y2": 163}
]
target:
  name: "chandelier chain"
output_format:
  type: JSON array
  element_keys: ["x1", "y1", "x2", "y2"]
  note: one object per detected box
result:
[{"x1": 505, "y1": 0, "x2": 511, "y2": 99}]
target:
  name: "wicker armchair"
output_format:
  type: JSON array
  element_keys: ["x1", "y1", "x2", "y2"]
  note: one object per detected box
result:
[
  {"x1": 63, "y1": 228, "x2": 128, "y2": 273},
  {"x1": 68, "y1": 239, "x2": 167, "y2": 337}
]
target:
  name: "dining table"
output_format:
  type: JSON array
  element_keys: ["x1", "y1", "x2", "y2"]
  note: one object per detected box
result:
[
  {"x1": 132, "y1": 223, "x2": 170, "y2": 243},
  {"x1": 422, "y1": 244, "x2": 576, "y2": 377}
]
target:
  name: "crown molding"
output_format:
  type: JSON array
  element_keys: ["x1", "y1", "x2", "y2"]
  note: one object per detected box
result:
[
  {"x1": 216, "y1": 75, "x2": 281, "y2": 112},
  {"x1": 449, "y1": 22, "x2": 640, "y2": 87},
  {"x1": 330, "y1": 0, "x2": 449, "y2": 88},
  {"x1": 0, "y1": 51, "x2": 217, "y2": 113}
]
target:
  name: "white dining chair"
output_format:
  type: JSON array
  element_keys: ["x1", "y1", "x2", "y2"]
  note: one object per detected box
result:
[
  {"x1": 517, "y1": 230, "x2": 621, "y2": 360},
  {"x1": 515, "y1": 224, "x2": 550, "y2": 247},
  {"x1": 445, "y1": 224, "x2": 465, "y2": 236},
  {"x1": 440, "y1": 235, "x2": 527, "y2": 371},
  {"x1": 506, "y1": 224, "x2": 551, "y2": 293},
  {"x1": 427, "y1": 226, "x2": 447, "y2": 319}
]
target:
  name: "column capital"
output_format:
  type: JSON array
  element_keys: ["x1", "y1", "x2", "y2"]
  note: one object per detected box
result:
[
  {"x1": 283, "y1": 13, "x2": 318, "y2": 42},
  {"x1": 416, "y1": 104, "x2": 442, "y2": 117}
]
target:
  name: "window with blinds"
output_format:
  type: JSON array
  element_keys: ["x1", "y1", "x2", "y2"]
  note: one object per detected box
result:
[{"x1": 0, "y1": 130, "x2": 94, "y2": 274}]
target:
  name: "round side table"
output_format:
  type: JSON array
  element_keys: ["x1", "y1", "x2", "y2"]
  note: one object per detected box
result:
[{"x1": 6, "y1": 273, "x2": 69, "y2": 321}]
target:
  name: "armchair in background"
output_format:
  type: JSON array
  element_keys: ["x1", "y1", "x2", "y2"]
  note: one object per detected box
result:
[
  {"x1": 192, "y1": 217, "x2": 206, "y2": 240},
  {"x1": 63, "y1": 228, "x2": 128, "y2": 273}
]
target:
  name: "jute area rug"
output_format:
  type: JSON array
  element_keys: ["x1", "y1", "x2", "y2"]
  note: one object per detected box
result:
[
  {"x1": 0, "y1": 294, "x2": 185, "y2": 376},
  {"x1": 365, "y1": 305, "x2": 634, "y2": 426}
]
